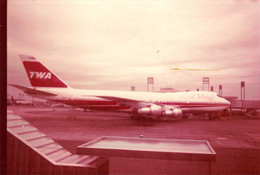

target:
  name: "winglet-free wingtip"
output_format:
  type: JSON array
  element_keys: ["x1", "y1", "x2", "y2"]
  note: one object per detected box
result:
[
  {"x1": 19, "y1": 54, "x2": 37, "y2": 62},
  {"x1": 8, "y1": 84, "x2": 27, "y2": 89},
  {"x1": 8, "y1": 84, "x2": 28, "y2": 90},
  {"x1": 8, "y1": 84, "x2": 16, "y2": 88}
]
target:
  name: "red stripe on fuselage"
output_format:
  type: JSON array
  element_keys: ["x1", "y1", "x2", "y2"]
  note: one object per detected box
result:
[
  {"x1": 53, "y1": 99, "x2": 118, "y2": 106},
  {"x1": 52, "y1": 99, "x2": 129, "y2": 110},
  {"x1": 51, "y1": 99, "x2": 228, "y2": 110},
  {"x1": 160, "y1": 102, "x2": 230, "y2": 107}
]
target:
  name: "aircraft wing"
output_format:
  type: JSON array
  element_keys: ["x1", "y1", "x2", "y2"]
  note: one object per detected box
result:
[
  {"x1": 9, "y1": 84, "x2": 57, "y2": 96},
  {"x1": 97, "y1": 95, "x2": 182, "y2": 117},
  {"x1": 97, "y1": 95, "x2": 151, "y2": 108}
]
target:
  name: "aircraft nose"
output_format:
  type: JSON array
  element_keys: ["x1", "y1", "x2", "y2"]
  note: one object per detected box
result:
[{"x1": 224, "y1": 98, "x2": 231, "y2": 106}]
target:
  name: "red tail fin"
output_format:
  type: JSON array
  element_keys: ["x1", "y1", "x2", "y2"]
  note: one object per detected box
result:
[{"x1": 19, "y1": 55, "x2": 69, "y2": 88}]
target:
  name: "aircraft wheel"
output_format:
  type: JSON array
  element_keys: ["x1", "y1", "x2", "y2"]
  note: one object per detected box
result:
[
  {"x1": 131, "y1": 108, "x2": 139, "y2": 120},
  {"x1": 208, "y1": 113, "x2": 212, "y2": 120},
  {"x1": 224, "y1": 109, "x2": 231, "y2": 116},
  {"x1": 148, "y1": 117, "x2": 154, "y2": 121},
  {"x1": 130, "y1": 115, "x2": 138, "y2": 120}
]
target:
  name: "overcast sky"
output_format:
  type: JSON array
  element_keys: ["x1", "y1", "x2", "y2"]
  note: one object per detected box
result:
[{"x1": 7, "y1": 0, "x2": 260, "y2": 100}]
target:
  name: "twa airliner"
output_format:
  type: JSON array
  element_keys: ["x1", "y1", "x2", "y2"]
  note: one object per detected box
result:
[{"x1": 10, "y1": 55, "x2": 230, "y2": 119}]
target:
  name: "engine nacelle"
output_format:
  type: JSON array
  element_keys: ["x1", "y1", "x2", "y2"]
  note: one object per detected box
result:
[
  {"x1": 163, "y1": 108, "x2": 182, "y2": 117},
  {"x1": 138, "y1": 105, "x2": 162, "y2": 116},
  {"x1": 137, "y1": 105, "x2": 182, "y2": 117}
]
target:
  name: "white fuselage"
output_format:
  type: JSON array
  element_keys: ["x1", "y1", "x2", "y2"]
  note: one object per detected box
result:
[{"x1": 30, "y1": 87, "x2": 230, "y2": 112}]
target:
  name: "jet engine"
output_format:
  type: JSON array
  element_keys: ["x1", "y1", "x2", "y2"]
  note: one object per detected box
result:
[
  {"x1": 138, "y1": 105, "x2": 162, "y2": 116},
  {"x1": 162, "y1": 108, "x2": 182, "y2": 117},
  {"x1": 137, "y1": 105, "x2": 182, "y2": 117}
]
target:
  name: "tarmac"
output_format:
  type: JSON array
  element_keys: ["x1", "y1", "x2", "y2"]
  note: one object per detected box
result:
[{"x1": 8, "y1": 106, "x2": 260, "y2": 175}]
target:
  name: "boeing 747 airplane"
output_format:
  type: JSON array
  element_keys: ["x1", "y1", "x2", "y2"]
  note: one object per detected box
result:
[{"x1": 10, "y1": 55, "x2": 230, "y2": 119}]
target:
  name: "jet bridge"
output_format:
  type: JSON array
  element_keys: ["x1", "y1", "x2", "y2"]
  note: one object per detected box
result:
[{"x1": 230, "y1": 100, "x2": 260, "y2": 117}]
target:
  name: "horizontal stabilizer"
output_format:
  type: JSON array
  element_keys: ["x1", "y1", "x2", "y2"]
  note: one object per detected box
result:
[{"x1": 9, "y1": 84, "x2": 57, "y2": 96}]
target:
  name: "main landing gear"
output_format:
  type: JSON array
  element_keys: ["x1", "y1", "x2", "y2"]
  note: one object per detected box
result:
[{"x1": 205, "y1": 109, "x2": 231, "y2": 120}]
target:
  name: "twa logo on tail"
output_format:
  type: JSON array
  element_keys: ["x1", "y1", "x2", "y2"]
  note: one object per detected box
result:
[
  {"x1": 29, "y1": 72, "x2": 52, "y2": 79},
  {"x1": 20, "y1": 54, "x2": 69, "y2": 88}
]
